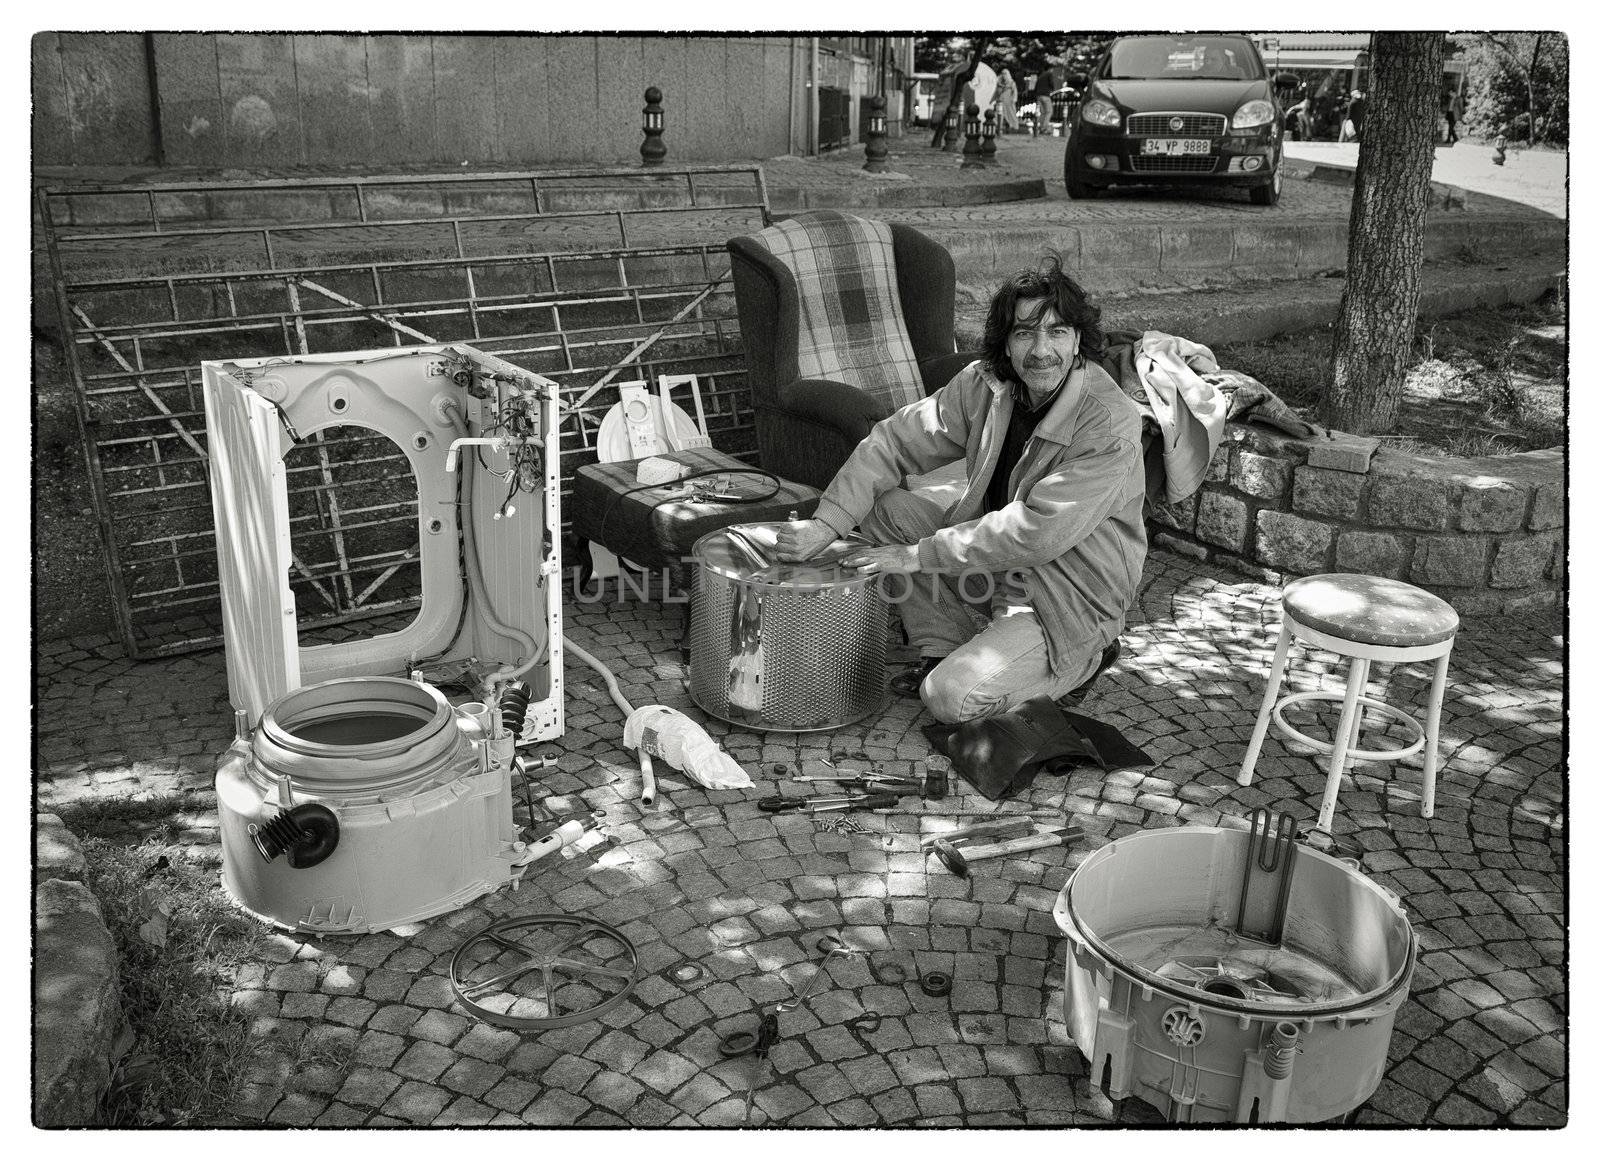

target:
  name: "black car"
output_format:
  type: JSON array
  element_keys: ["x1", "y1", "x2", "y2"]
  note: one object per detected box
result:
[{"x1": 1063, "y1": 33, "x2": 1284, "y2": 205}]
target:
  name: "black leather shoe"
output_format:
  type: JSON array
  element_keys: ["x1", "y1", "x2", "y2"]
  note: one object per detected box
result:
[
  {"x1": 890, "y1": 656, "x2": 943, "y2": 698},
  {"x1": 1058, "y1": 639, "x2": 1121, "y2": 707}
]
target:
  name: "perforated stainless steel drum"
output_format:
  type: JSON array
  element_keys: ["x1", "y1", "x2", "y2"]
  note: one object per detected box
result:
[{"x1": 689, "y1": 523, "x2": 888, "y2": 731}]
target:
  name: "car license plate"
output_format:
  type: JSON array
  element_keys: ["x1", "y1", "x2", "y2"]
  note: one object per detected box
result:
[{"x1": 1141, "y1": 138, "x2": 1211, "y2": 156}]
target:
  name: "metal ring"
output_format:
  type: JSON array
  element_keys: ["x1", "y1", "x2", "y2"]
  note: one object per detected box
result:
[
  {"x1": 847, "y1": 1010, "x2": 882, "y2": 1033},
  {"x1": 668, "y1": 962, "x2": 705, "y2": 986},
  {"x1": 719, "y1": 1029, "x2": 758, "y2": 1057},
  {"x1": 920, "y1": 971, "x2": 953, "y2": 997},
  {"x1": 871, "y1": 960, "x2": 909, "y2": 985},
  {"x1": 1271, "y1": 691, "x2": 1426, "y2": 763}
]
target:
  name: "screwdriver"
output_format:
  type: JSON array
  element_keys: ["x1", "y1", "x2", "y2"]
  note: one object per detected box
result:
[
  {"x1": 757, "y1": 791, "x2": 904, "y2": 814},
  {"x1": 791, "y1": 772, "x2": 922, "y2": 788}
]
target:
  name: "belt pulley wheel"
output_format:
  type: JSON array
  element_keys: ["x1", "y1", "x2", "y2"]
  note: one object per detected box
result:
[{"x1": 450, "y1": 913, "x2": 640, "y2": 1031}]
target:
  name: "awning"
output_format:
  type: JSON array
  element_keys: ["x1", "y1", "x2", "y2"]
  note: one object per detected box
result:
[{"x1": 1263, "y1": 48, "x2": 1366, "y2": 71}]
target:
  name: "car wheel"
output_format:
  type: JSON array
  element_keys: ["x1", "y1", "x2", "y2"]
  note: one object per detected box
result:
[
  {"x1": 1249, "y1": 161, "x2": 1283, "y2": 206},
  {"x1": 1065, "y1": 171, "x2": 1100, "y2": 200}
]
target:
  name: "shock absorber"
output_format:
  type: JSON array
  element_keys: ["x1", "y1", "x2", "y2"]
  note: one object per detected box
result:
[{"x1": 499, "y1": 681, "x2": 532, "y2": 739}]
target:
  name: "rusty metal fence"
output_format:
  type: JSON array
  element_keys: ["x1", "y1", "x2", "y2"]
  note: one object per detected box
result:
[{"x1": 39, "y1": 166, "x2": 770, "y2": 658}]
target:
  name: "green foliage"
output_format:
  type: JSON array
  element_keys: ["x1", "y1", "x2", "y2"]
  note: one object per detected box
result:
[
  {"x1": 79, "y1": 835, "x2": 276, "y2": 1125},
  {"x1": 914, "y1": 33, "x2": 1112, "y2": 80},
  {"x1": 1460, "y1": 32, "x2": 1568, "y2": 145}
]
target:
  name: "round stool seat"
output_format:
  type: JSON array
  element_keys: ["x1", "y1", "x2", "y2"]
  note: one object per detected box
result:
[{"x1": 1283, "y1": 573, "x2": 1459, "y2": 649}]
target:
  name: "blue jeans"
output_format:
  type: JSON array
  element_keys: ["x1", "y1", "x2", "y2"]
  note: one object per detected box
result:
[{"x1": 860, "y1": 488, "x2": 1104, "y2": 724}]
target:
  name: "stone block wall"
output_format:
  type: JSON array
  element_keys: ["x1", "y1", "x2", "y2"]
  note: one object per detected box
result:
[
  {"x1": 1149, "y1": 425, "x2": 1564, "y2": 615},
  {"x1": 34, "y1": 814, "x2": 129, "y2": 1127}
]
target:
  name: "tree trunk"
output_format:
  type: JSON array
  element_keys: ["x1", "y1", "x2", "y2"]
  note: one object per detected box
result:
[
  {"x1": 1526, "y1": 33, "x2": 1543, "y2": 144},
  {"x1": 1321, "y1": 32, "x2": 1445, "y2": 434}
]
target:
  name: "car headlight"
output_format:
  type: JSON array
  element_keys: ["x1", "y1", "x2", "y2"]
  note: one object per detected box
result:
[
  {"x1": 1081, "y1": 99, "x2": 1121, "y2": 128},
  {"x1": 1232, "y1": 100, "x2": 1275, "y2": 129}
]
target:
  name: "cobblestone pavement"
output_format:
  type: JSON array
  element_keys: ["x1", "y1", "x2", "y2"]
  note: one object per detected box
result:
[{"x1": 34, "y1": 550, "x2": 1566, "y2": 1127}]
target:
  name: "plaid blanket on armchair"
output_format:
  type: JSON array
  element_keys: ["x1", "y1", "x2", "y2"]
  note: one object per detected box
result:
[
  {"x1": 749, "y1": 211, "x2": 926, "y2": 413},
  {"x1": 729, "y1": 211, "x2": 977, "y2": 489}
]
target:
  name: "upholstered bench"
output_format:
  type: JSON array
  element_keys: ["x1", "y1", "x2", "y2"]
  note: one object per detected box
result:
[{"x1": 570, "y1": 447, "x2": 820, "y2": 573}]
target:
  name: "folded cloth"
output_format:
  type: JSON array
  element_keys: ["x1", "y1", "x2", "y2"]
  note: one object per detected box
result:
[
  {"x1": 921, "y1": 696, "x2": 1153, "y2": 801},
  {"x1": 1203, "y1": 369, "x2": 1321, "y2": 439}
]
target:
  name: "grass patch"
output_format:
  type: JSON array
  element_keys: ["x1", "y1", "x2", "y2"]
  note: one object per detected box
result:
[
  {"x1": 75, "y1": 827, "x2": 275, "y2": 1125},
  {"x1": 1210, "y1": 290, "x2": 1566, "y2": 457}
]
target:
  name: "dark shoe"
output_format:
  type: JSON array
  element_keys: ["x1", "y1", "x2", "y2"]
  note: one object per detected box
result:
[
  {"x1": 890, "y1": 656, "x2": 943, "y2": 698},
  {"x1": 1057, "y1": 639, "x2": 1121, "y2": 707}
]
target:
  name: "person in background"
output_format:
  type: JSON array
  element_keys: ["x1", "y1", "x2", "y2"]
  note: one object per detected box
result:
[
  {"x1": 1443, "y1": 87, "x2": 1463, "y2": 143},
  {"x1": 1347, "y1": 90, "x2": 1367, "y2": 142},
  {"x1": 772, "y1": 254, "x2": 1144, "y2": 724},
  {"x1": 1033, "y1": 62, "x2": 1060, "y2": 136},
  {"x1": 995, "y1": 67, "x2": 1019, "y2": 132}
]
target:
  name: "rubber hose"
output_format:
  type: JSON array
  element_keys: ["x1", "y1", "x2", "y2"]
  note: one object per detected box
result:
[
  {"x1": 460, "y1": 450, "x2": 542, "y2": 682},
  {"x1": 562, "y1": 637, "x2": 655, "y2": 805},
  {"x1": 252, "y1": 803, "x2": 341, "y2": 869}
]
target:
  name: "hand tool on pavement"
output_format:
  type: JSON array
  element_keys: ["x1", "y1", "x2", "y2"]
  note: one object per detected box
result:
[
  {"x1": 920, "y1": 817, "x2": 1040, "y2": 848},
  {"x1": 792, "y1": 771, "x2": 922, "y2": 788},
  {"x1": 929, "y1": 826, "x2": 1085, "y2": 876},
  {"x1": 757, "y1": 791, "x2": 904, "y2": 814},
  {"x1": 735, "y1": 1009, "x2": 780, "y2": 1125}
]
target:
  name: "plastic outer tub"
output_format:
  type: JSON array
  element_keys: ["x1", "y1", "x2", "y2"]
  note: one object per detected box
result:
[
  {"x1": 216, "y1": 676, "x2": 528, "y2": 933},
  {"x1": 688, "y1": 523, "x2": 888, "y2": 731},
  {"x1": 1052, "y1": 825, "x2": 1416, "y2": 1123}
]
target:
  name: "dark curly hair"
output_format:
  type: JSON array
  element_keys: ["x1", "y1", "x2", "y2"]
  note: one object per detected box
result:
[{"x1": 981, "y1": 252, "x2": 1105, "y2": 387}]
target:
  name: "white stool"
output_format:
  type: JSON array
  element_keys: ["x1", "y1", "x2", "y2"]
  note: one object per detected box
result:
[{"x1": 1238, "y1": 573, "x2": 1460, "y2": 833}]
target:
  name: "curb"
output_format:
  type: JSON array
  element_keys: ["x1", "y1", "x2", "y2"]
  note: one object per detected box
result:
[
  {"x1": 1301, "y1": 161, "x2": 1472, "y2": 212},
  {"x1": 954, "y1": 264, "x2": 1563, "y2": 349},
  {"x1": 769, "y1": 177, "x2": 1046, "y2": 213}
]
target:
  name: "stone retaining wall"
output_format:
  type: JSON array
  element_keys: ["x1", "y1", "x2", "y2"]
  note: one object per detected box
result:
[
  {"x1": 1149, "y1": 425, "x2": 1564, "y2": 615},
  {"x1": 34, "y1": 814, "x2": 128, "y2": 1127}
]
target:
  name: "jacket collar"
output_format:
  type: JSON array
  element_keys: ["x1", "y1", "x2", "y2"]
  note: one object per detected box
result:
[{"x1": 980, "y1": 360, "x2": 1092, "y2": 445}]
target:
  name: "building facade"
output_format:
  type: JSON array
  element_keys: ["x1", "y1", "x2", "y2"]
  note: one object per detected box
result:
[{"x1": 31, "y1": 32, "x2": 917, "y2": 171}]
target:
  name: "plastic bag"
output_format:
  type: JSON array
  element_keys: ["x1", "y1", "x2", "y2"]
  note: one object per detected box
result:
[{"x1": 622, "y1": 705, "x2": 753, "y2": 790}]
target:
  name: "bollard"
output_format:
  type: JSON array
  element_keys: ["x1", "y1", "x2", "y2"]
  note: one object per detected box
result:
[
  {"x1": 981, "y1": 108, "x2": 998, "y2": 166},
  {"x1": 640, "y1": 86, "x2": 666, "y2": 167},
  {"x1": 863, "y1": 95, "x2": 889, "y2": 173},
  {"x1": 942, "y1": 104, "x2": 962, "y2": 153},
  {"x1": 960, "y1": 103, "x2": 983, "y2": 169}
]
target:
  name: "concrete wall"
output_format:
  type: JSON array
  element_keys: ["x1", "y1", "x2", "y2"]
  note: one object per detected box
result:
[{"x1": 33, "y1": 33, "x2": 816, "y2": 169}]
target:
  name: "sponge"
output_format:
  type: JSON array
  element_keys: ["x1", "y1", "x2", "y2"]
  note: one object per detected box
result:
[{"x1": 636, "y1": 456, "x2": 688, "y2": 486}]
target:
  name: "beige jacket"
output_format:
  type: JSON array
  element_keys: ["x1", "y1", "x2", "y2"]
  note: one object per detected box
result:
[{"x1": 814, "y1": 359, "x2": 1147, "y2": 676}]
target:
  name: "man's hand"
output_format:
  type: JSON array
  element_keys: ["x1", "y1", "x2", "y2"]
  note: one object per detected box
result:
[
  {"x1": 772, "y1": 519, "x2": 838, "y2": 562},
  {"x1": 840, "y1": 544, "x2": 920, "y2": 575}
]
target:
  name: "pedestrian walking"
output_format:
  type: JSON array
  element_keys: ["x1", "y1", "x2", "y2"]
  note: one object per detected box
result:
[
  {"x1": 1033, "y1": 63, "x2": 1060, "y2": 136},
  {"x1": 1443, "y1": 88, "x2": 1463, "y2": 143},
  {"x1": 994, "y1": 68, "x2": 1019, "y2": 133}
]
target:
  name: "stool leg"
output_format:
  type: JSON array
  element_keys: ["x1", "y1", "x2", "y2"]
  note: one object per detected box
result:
[
  {"x1": 1239, "y1": 621, "x2": 1294, "y2": 786},
  {"x1": 1316, "y1": 656, "x2": 1371, "y2": 833},
  {"x1": 1420, "y1": 645, "x2": 1452, "y2": 819}
]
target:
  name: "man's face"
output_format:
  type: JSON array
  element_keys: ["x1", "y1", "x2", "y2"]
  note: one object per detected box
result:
[{"x1": 1006, "y1": 297, "x2": 1078, "y2": 396}]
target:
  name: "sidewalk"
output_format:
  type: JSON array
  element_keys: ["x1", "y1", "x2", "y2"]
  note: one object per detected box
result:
[{"x1": 35, "y1": 550, "x2": 1565, "y2": 1126}]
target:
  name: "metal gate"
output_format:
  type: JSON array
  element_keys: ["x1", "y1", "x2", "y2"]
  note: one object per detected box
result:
[{"x1": 39, "y1": 166, "x2": 770, "y2": 658}]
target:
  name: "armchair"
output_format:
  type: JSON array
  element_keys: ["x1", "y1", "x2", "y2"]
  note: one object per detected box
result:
[{"x1": 728, "y1": 210, "x2": 978, "y2": 489}]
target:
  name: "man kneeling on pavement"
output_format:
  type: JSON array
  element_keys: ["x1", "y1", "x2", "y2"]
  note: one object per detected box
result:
[{"x1": 774, "y1": 254, "x2": 1144, "y2": 724}]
